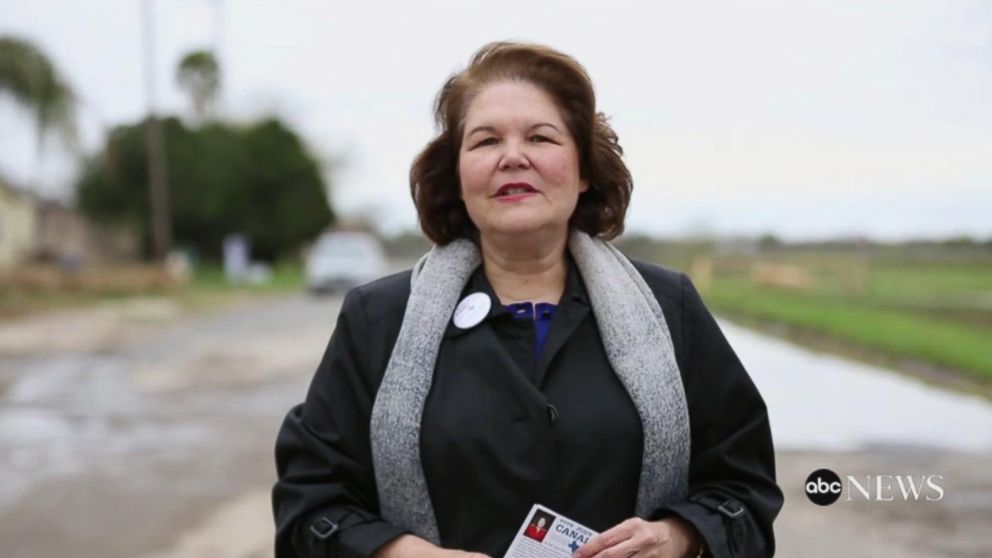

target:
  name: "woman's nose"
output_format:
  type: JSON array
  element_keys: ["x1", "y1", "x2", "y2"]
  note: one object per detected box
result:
[{"x1": 498, "y1": 141, "x2": 530, "y2": 171}]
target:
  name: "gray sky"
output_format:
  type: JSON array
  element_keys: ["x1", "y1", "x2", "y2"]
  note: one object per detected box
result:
[{"x1": 2, "y1": 0, "x2": 990, "y2": 240}]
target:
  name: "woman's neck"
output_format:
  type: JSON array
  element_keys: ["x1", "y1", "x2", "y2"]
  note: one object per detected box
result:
[{"x1": 479, "y1": 231, "x2": 568, "y2": 305}]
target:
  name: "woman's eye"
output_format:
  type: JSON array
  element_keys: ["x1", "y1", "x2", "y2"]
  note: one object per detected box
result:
[
  {"x1": 530, "y1": 135, "x2": 552, "y2": 143},
  {"x1": 474, "y1": 137, "x2": 498, "y2": 148}
]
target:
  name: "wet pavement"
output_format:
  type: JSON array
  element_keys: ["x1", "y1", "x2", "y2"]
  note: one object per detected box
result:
[
  {"x1": 0, "y1": 293, "x2": 989, "y2": 557},
  {"x1": 0, "y1": 294, "x2": 338, "y2": 558}
]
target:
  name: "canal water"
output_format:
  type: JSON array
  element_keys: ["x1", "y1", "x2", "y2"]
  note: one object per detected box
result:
[{"x1": 720, "y1": 319, "x2": 992, "y2": 453}]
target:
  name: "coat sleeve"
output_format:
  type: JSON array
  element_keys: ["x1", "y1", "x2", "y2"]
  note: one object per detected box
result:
[
  {"x1": 273, "y1": 288, "x2": 408, "y2": 558},
  {"x1": 652, "y1": 274, "x2": 784, "y2": 558}
]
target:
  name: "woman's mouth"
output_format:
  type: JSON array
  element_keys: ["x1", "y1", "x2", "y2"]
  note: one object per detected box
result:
[{"x1": 494, "y1": 182, "x2": 539, "y2": 201}]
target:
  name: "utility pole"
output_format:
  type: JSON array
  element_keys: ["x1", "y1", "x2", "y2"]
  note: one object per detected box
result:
[
  {"x1": 209, "y1": 0, "x2": 225, "y2": 116},
  {"x1": 141, "y1": 0, "x2": 172, "y2": 260}
]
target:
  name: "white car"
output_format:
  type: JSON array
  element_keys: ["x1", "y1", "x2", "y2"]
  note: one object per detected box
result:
[{"x1": 305, "y1": 231, "x2": 388, "y2": 294}]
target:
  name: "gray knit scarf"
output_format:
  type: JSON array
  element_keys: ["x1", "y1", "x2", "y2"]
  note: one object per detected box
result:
[{"x1": 369, "y1": 230, "x2": 690, "y2": 544}]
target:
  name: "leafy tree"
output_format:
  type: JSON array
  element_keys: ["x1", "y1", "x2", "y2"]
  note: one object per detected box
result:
[
  {"x1": 78, "y1": 116, "x2": 335, "y2": 261},
  {"x1": 176, "y1": 49, "x2": 220, "y2": 122},
  {"x1": 0, "y1": 35, "x2": 78, "y2": 189}
]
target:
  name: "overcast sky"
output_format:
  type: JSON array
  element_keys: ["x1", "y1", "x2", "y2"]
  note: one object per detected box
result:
[{"x1": 1, "y1": 0, "x2": 990, "y2": 240}]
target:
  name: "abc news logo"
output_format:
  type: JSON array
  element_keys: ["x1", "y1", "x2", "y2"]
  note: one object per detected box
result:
[{"x1": 805, "y1": 468, "x2": 945, "y2": 506}]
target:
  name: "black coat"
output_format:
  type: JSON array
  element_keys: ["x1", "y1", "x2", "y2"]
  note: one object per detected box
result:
[{"x1": 273, "y1": 257, "x2": 783, "y2": 558}]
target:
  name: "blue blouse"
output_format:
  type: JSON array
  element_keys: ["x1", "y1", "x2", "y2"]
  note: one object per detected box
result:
[{"x1": 503, "y1": 301, "x2": 557, "y2": 364}]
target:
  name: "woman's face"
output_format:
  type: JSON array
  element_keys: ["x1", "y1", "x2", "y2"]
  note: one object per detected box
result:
[{"x1": 458, "y1": 80, "x2": 587, "y2": 241}]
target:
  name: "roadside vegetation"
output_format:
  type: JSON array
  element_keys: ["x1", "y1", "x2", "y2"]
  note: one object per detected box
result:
[
  {"x1": 179, "y1": 260, "x2": 305, "y2": 309},
  {"x1": 0, "y1": 260, "x2": 305, "y2": 319},
  {"x1": 619, "y1": 235, "x2": 992, "y2": 389}
]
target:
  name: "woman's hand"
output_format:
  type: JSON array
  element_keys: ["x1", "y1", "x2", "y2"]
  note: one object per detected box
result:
[
  {"x1": 572, "y1": 517, "x2": 703, "y2": 558},
  {"x1": 372, "y1": 534, "x2": 493, "y2": 558}
]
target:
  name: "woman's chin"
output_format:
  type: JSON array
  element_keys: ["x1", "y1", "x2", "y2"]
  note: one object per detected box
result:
[{"x1": 483, "y1": 218, "x2": 567, "y2": 240}]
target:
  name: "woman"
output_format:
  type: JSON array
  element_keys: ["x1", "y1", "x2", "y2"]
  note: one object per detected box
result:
[
  {"x1": 274, "y1": 42, "x2": 783, "y2": 558},
  {"x1": 524, "y1": 516, "x2": 550, "y2": 542}
]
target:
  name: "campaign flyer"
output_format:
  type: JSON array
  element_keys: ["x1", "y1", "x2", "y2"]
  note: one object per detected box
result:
[{"x1": 503, "y1": 504, "x2": 598, "y2": 558}]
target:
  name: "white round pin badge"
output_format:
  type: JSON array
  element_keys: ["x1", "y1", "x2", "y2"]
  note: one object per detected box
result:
[{"x1": 453, "y1": 292, "x2": 491, "y2": 329}]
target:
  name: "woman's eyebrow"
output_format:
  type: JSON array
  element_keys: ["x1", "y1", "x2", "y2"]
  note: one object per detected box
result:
[
  {"x1": 466, "y1": 122, "x2": 561, "y2": 137},
  {"x1": 466, "y1": 125, "x2": 498, "y2": 137}
]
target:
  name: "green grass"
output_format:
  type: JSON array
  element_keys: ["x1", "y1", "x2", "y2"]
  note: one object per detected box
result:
[
  {"x1": 187, "y1": 261, "x2": 304, "y2": 292},
  {"x1": 702, "y1": 264, "x2": 992, "y2": 382},
  {"x1": 178, "y1": 261, "x2": 305, "y2": 309}
]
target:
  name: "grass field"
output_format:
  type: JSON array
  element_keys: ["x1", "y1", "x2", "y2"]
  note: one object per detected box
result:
[
  {"x1": 696, "y1": 255, "x2": 992, "y2": 383},
  {"x1": 185, "y1": 261, "x2": 304, "y2": 292}
]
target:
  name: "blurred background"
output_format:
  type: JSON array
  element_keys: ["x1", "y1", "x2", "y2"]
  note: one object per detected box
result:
[{"x1": 0, "y1": 1, "x2": 989, "y2": 557}]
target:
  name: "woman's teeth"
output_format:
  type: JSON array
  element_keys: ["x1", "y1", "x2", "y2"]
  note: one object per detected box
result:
[{"x1": 501, "y1": 187, "x2": 531, "y2": 196}]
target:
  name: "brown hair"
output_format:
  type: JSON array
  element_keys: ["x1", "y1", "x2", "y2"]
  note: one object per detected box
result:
[{"x1": 410, "y1": 41, "x2": 632, "y2": 244}]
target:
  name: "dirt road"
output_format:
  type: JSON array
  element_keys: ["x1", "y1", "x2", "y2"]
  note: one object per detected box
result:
[{"x1": 0, "y1": 293, "x2": 988, "y2": 557}]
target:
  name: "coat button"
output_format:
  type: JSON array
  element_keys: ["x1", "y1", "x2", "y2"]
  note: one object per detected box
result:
[{"x1": 546, "y1": 404, "x2": 559, "y2": 426}]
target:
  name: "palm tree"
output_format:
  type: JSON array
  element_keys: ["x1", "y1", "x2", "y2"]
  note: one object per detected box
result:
[
  {"x1": 0, "y1": 36, "x2": 78, "y2": 166},
  {"x1": 176, "y1": 49, "x2": 220, "y2": 122}
]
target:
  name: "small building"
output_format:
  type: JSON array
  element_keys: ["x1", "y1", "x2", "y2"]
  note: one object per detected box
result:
[
  {"x1": 34, "y1": 199, "x2": 139, "y2": 264},
  {"x1": 0, "y1": 180, "x2": 38, "y2": 269},
  {"x1": 0, "y1": 179, "x2": 140, "y2": 271}
]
